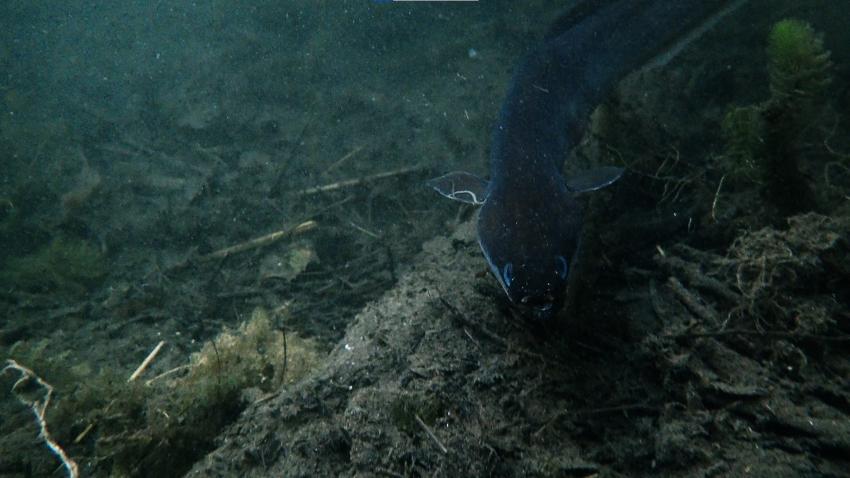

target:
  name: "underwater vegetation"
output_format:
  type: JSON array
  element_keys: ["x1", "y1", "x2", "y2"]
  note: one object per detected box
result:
[
  {"x1": 767, "y1": 18, "x2": 833, "y2": 101},
  {"x1": 0, "y1": 236, "x2": 107, "y2": 295},
  {"x1": 4, "y1": 307, "x2": 322, "y2": 477},
  {"x1": 722, "y1": 18, "x2": 833, "y2": 216}
]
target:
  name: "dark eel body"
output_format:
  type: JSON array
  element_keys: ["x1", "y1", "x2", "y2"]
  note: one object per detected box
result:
[{"x1": 430, "y1": 0, "x2": 746, "y2": 319}]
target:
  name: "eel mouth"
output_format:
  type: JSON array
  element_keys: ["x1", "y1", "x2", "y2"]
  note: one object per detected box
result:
[{"x1": 518, "y1": 294, "x2": 557, "y2": 321}]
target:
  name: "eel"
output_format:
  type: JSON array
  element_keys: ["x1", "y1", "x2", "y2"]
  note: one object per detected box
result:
[{"x1": 429, "y1": 0, "x2": 747, "y2": 320}]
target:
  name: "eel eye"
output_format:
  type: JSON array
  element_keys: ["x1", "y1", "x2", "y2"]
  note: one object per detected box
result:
[
  {"x1": 555, "y1": 255, "x2": 569, "y2": 280},
  {"x1": 502, "y1": 263, "x2": 514, "y2": 287}
]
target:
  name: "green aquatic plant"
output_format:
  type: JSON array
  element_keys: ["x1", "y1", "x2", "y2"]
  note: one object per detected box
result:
[
  {"x1": 767, "y1": 19, "x2": 832, "y2": 101},
  {"x1": 1, "y1": 236, "x2": 107, "y2": 295},
  {"x1": 721, "y1": 105, "x2": 764, "y2": 180},
  {"x1": 721, "y1": 18, "x2": 832, "y2": 216}
]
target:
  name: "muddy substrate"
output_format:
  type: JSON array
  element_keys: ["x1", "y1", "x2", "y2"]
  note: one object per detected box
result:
[{"x1": 186, "y1": 213, "x2": 850, "y2": 477}]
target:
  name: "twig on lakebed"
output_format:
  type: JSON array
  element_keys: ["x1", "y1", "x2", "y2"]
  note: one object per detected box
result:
[
  {"x1": 145, "y1": 365, "x2": 191, "y2": 386},
  {"x1": 128, "y1": 340, "x2": 166, "y2": 382},
  {"x1": 667, "y1": 276, "x2": 720, "y2": 325},
  {"x1": 293, "y1": 165, "x2": 427, "y2": 196},
  {"x1": 199, "y1": 220, "x2": 317, "y2": 261},
  {"x1": 2, "y1": 360, "x2": 79, "y2": 478},
  {"x1": 73, "y1": 423, "x2": 95, "y2": 444},
  {"x1": 325, "y1": 145, "x2": 364, "y2": 173},
  {"x1": 415, "y1": 413, "x2": 448, "y2": 454}
]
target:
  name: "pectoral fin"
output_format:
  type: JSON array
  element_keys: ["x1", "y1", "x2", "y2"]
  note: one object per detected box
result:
[
  {"x1": 566, "y1": 166, "x2": 624, "y2": 193},
  {"x1": 427, "y1": 171, "x2": 490, "y2": 205}
]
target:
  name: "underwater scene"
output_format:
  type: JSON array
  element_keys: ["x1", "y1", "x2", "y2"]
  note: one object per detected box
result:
[{"x1": 1, "y1": 0, "x2": 849, "y2": 476}]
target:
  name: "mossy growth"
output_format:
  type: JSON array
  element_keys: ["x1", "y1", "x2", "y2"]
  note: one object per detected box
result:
[
  {"x1": 183, "y1": 306, "x2": 321, "y2": 395},
  {"x1": 11, "y1": 307, "x2": 325, "y2": 477},
  {"x1": 94, "y1": 308, "x2": 321, "y2": 476},
  {"x1": 767, "y1": 19, "x2": 832, "y2": 101},
  {"x1": 0, "y1": 236, "x2": 107, "y2": 295}
]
